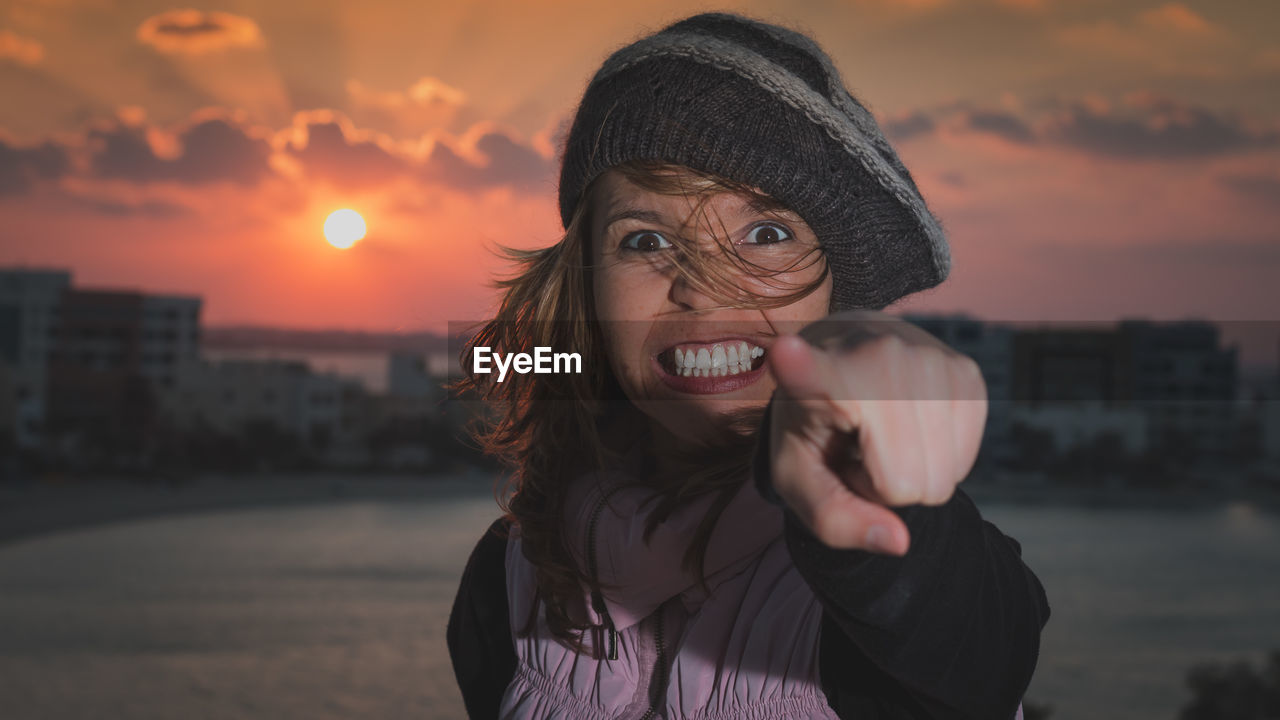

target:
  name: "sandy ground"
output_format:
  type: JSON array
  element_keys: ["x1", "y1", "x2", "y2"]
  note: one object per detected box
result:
[{"x1": 0, "y1": 472, "x2": 505, "y2": 546}]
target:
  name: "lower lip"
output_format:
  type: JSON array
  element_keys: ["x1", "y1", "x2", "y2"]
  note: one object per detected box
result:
[{"x1": 651, "y1": 355, "x2": 769, "y2": 395}]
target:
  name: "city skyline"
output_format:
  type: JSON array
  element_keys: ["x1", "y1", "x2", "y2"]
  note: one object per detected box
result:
[{"x1": 1, "y1": 0, "x2": 1278, "y2": 332}]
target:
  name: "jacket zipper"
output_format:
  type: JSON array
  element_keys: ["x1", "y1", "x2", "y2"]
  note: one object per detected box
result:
[
  {"x1": 586, "y1": 486, "x2": 621, "y2": 661},
  {"x1": 638, "y1": 603, "x2": 668, "y2": 719},
  {"x1": 585, "y1": 481, "x2": 672, "y2": 718}
]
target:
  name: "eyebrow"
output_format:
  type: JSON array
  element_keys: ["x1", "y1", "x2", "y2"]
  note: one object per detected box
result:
[
  {"x1": 601, "y1": 207, "x2": 667, "y2": 233},
  {"x1": 744, "y1": 194, "x2": 789, "y2": 217},
  {"x1": 600, "y1": 198, "x2": 797, "y2": 236}
]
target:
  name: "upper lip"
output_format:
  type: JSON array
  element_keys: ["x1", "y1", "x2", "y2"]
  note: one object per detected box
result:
[{"x1": 655, "y1": 335, "x2": 772, "y2": 355}]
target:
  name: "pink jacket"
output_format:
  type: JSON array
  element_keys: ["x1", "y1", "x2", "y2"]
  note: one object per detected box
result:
[{"x1": 496, "y1": 461, "x2": 1025, "y2": 719}]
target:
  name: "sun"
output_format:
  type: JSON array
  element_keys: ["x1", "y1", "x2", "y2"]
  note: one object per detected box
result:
[{"x1": 324, "y1": 209, "x2": 367, "y2": 249}]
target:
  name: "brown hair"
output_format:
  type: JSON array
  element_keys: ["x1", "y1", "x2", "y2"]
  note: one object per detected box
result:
[{"x1": 452, "y1": 160, "x2": 828, "y2": 652}]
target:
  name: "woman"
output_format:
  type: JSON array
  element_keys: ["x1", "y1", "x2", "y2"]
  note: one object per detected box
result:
[{"x1": 449, "y1": 11, "x2": 1049, "y2": 719}]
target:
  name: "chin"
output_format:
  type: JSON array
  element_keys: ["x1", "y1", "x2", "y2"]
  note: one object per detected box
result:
[{"x1": 638, "y1": 393, "x2": 771, "y2": 447}]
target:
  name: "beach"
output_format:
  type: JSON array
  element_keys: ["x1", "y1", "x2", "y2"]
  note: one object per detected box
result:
[{"x1": 1, "y1": 474, "x2": 1278, "y2": 719}]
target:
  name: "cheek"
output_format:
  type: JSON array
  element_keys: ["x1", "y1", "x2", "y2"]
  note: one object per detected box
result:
[
  {"x1": 761, "y1": 273, "x2": 833, "y2": 327},
  {"x1": 737, "y1": 249, "x2": 829, "y2": 299},
  {"x1": 593, "y1": 269, "x2": 662, "y2": 383},
  {"x1": 593, "y1": 264, "x2": 667, "y2": 322}
]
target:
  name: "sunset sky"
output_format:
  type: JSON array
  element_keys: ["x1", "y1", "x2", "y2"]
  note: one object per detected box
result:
[{"x1": 1, "y1": 0, "x2": 1277, "y2": 339}]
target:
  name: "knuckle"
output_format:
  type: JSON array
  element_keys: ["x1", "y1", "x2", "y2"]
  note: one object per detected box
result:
[
  {"x1": 950, "y1": 354, "x2": 985, "y2": 398},
  {"x1": 934, "y1": 480, "x2": 959, "y2": 505},
  {"x1": 877, "y1": 475, "x2": 915, "y2": 506},
  {"x1": 874, "y1": 333, "x2": 909, "y2": 358},
  {"x1": 924, "y1": 468, "x2": 958, "y2": 504}
]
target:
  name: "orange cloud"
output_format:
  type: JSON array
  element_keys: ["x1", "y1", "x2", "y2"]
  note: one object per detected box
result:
[
  {"x1": 137, "y1": 9, "x2": 263, "y2": 54},
  {"x1": 346, "y1": 77, "x2": 468, "y2": 139},
  {"x1": 0, "y1": 29, "x2": 44, "y2": 65},
  {"x1": 1137, "y1": 3, "x2": 1225, "y2": 37},
  {"x1": 992, "y1": 0, "x2": 1046, "y2": 11},
  {"x1": 1256, "y1": 47, "x2": 1280, "y2": 73},
  {"x1": 279, "y1": 110, "x2": 554, "y2": 193},
  {"x1": 1056, "y1": 4, "x2": 1231, "y2": 74},
  {"x1": 847, "y1": 0, "x2": 1049, "y2": 12},
  {"x1": 347, "y1": 77, "x2": 466, "y2": 109}
]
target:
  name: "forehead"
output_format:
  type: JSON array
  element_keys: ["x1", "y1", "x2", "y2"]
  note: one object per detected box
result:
[{"x1": 590, "y1": 169, "x2": 787, "y2": 231}]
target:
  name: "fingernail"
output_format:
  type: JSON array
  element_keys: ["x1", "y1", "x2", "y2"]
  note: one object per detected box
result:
[{"x1": 865, "y1": 525, "x2": 896, "y2": 555}]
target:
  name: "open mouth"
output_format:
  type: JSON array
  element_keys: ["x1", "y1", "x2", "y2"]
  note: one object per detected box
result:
[{"x1": 657, "y1": 339, "x2": 768, "y2": 378}]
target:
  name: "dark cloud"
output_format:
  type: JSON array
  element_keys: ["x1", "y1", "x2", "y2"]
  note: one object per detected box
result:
[
  {"x1": 964, "y1": 110, "x2": 1036, "y2": 144},
  {"x1": 71, "y1": 196, "x2": 191, "y2": 218},
  {"x1": 1036, "y1": 238, "x2": 1280, "y2": 266},
  {"x1": 883, "y1": 111, "x2": 936, "y2": 142},
  {"x1": 1221, "y1": 172, "x2": 1280, "y2": 210},
  {"x1": 878, "y1": 94, "x2": 1278, "y2": 160},
  {"x1": 89, "y1": 116, "x2": 272, "y2": 185},
  {"x1": 446, "y1": 131, "x2": 556, "y2": 191},
  {"x1": 286, "y1": 114, "x2": 555, "y2": 192},
  {"x1": 0, "y1": 139, "x2": 70, "y2": 195},
  {"x1": 287, "y1": 120, "x2": 407, "y2": 189},
  {"x1": 1048, "y1": 97, "x2": 1278, "y2": 159}
]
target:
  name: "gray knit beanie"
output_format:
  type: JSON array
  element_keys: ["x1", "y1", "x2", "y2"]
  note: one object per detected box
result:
[{"x1": 557, "y1": 12, "x2": 950, "y2": 312}]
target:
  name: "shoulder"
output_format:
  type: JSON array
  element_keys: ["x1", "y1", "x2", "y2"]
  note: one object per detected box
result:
[
  {"x1": 452, "y1": 517, "x2": 512, "y2": 618},
  {"x1": 472, "y1": 517, "x2": 513, "y2": 572},
  {"x1": 447, "y1": 517, "x2": 517, "y2": 719}
]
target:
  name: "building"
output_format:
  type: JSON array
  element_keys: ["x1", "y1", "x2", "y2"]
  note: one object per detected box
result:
[
  {"x1": 1011, "y1": 326, "x2": 1134, "y2": 407},
  {"x1": 178, "y1": 359, "x2": 340, "y2": 439},
  {"x1": 1007, "y1": 404, "x2": 1148, "y2": 456},
  {"x1": 388, "y1": 351, "x2": 440, "y2": 402},
  {"x1": 1264, "y1": 398, "x2": 1280, "y2": 462},
  {"x1": 1005, "y1": 319, "x2": 1240, "y2": 469},
  {"x1": 44, "y1": 289, "x2": 156, "y2": 464},
  {"x1": 0, "y1": 361, "x2": 14, "y2": 446},
  {"x1": 0, "y1": 268, "x2": 205, "y2": 460},
  {"x1": 141, "y1": 295, "x2": 201, "y2": 390},
  {"x1": 0, "y1": 269, "x2": 71, "y2": 447},
  {"x1": 1119, "y1": 319, "x2": 1237, "y2": 459}
]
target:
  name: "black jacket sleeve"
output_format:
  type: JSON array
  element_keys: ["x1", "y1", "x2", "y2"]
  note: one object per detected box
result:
[
  {"x1": 447, "y1": 517, "x2": 517, "y2": 720},
  {"x1": 752, "y1": 401, "x2": 1050, "y2": 720}
]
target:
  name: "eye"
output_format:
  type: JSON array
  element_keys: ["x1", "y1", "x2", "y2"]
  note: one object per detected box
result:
[
  {"x1": 621, "y1": 231, "x2": 672, "y2": 252},
  {"x1": 744, "y1": 223, "x2": 792, "y2": 245}
]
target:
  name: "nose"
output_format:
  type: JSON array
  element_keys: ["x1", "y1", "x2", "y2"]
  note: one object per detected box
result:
[{"x1": 668, "y1": 271, "x2": 724, "y2": 312}]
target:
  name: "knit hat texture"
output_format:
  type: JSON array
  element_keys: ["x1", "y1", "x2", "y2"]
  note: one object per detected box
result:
[{"x1": 557, "y1": 12, "x2": 950, "y2": 312}]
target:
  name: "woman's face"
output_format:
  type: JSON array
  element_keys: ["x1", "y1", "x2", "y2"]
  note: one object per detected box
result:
[{"x1": 590, "y1": 168, "x2": 833, "y2": 449}]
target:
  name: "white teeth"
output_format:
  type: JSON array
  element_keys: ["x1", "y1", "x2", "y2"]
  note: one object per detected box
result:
[{"x1": 668, "y1": 342, "x2": 765, "y2": 378}]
